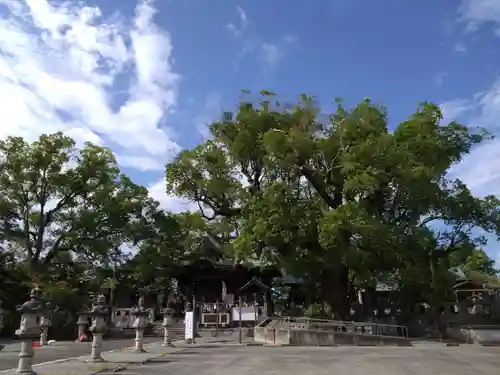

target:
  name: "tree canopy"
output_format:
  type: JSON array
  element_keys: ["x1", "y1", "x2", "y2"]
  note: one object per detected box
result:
[
  {"x1": 165, "y1": 91, "x2": 500, "y2": 318},
  {"x1": 0, "y1": 132, "x2": 159, "y2": 275},
  {"x1": 0, "y1": 91, "x2": 499, "y2": 334},
  {"x1": 0, "y1": 132, "x2": 212, "y2": 318}
]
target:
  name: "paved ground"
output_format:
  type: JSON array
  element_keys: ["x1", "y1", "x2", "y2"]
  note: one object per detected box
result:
[
  {"x1": 123, "y1": 344, "x2": 500, "y2": 375},
  {"x1": 2, "y1": 337, "x2": 500, "y2": 375},
  {"x1": 0, "y1": 337, "x2": 160, "y2": 371}
]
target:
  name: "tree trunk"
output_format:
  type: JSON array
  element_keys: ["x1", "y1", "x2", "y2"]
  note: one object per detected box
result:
[
  {"x1": 429, "y1": 250, "x2": 447, "y2": 341},
  {"x1": 321, "y1": 264, "x2": 350, "y2": 320},
  {"x1": 264, "y1": 289, "x2": 274, "y2": 317}
]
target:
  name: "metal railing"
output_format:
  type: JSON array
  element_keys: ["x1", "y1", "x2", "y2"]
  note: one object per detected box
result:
[{"x1": 257, "y1": 316, "x2": 408, "y2": 338}]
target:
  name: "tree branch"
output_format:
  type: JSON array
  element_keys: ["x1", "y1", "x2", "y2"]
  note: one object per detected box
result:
[
  {"x1": 33, "y1": 184, "x2": 86, "y2": 262},
  {"x1": 300, "y1": 165, "x2": 341, "y2": 209},
  {"x1": 17, "y1": 185, "x2": 33, "y2": 258}
]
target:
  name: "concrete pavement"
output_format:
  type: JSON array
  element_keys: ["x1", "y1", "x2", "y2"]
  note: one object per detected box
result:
[
  {"x1": 1, "y1": 337, "x2": 500, "y2": 375},
  {"x1": 0, "y1": 337, "x2": 161, "y2": 371},
  {"x1": 121, "y1": 344, "x2": 500, "y2": 375}
]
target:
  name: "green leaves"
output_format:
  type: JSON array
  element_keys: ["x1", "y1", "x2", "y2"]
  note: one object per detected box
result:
[
  {"x1": 164, "y1": 89, "x2": 500, "y2": 316},
  {"x1": 166, "y1": 142, "x2": 243, "y2": 219},
  {"x1": 449, "y1": 246, "x2": 498, "y2": 276},
  {"x1": 0, "y1": 132, "x2": 157, "y2": 274}
]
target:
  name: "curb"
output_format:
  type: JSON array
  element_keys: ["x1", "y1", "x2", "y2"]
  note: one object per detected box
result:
[
  {"x1": 251, "y1": 342, "x2": 415, "y2": 347},
  {"x1": 244, "y1": 342, "x2": 284, "y2": 347},
  {"x1": 112, "y1": 339, "x2": 185, "y2": 353},
  {"x1": 92, "y1": 364, "x2": 127, "y2": 374}
]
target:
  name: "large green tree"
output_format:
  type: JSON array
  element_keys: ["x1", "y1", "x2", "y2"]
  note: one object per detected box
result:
[
  {"x1": 165, "y1": 91, "x2": 500, "y2": 319},
  {"x1": 0, "y1": 132, "x2": 155, "y2": 277}
]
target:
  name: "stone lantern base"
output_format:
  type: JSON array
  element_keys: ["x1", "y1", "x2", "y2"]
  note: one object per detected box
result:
[{"x1": 16, "y1": 333, "x2": 39, "y2": 375}]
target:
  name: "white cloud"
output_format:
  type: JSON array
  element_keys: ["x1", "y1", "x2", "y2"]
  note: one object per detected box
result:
[
  {"x1": 0, "y1": 0, "x2": 181, "y2": 169},
  {"x1": 195, "y1": 93, "x2": 223, "y2": 139},
  {"x1": 441, "y1": 77, "x2": 500, "y2": 197},
  {"x1": 227, "y1": 5, "x2": 248, "y2": 39},
  {"x1": 454, "y1": 42, "x2": 467, "y2": 53},
  {"x1": 260, "y1": 35, "x2": 298, "y2": 70},
  {"x1": 63, "y1": 127, "x2": 104, "y2": 148},
  {"x1": 440, "y1": 99, "x2": 476, "y2": 123},
  {"x1": 458, "y1": 0, "x2": 500, "y2": 32},
  {"x1": 432, "y1": 71, "x2": 449, "y2": 88},
  {"x1": 283, "y1": 35, "x2": 298, "y2": 44},
  {"x1": 453, "y1": 1, "x2": 500, "y2": 266},
  {"x1": 261, "y1": 43, "x2": 282, "y2": 67},
  {"x1": 115, "y1": 155, "x2": 165, "y2": 172},
  {"x1": 227, "y1": 5, "x2": 298, "y2": 70},
  {"x1": 147, "y1": 179, "x2": 198, "y2": 213}
]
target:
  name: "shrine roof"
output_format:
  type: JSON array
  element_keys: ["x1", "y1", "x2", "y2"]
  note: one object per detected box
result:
[
  {"x1": 237, "y1": 276, "x2": 270, "y2": 292},
  {"x1": 453, "y1": 271, "x2": 500, "y2": 290}
]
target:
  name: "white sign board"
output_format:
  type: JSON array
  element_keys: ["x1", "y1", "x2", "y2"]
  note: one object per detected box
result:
[
  {"x1": 231, "y1": 306, "x2": 258, "y2": 321},
  {"x1": 184, "y1": 311, "x2": 194, "y2": 340}
]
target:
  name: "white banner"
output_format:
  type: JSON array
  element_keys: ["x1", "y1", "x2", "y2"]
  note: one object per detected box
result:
[{"x1": 184, "y1": 311, "x2": 194, "y2": 340}]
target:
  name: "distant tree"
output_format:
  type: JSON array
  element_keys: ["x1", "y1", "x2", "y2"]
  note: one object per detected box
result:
[
  {"x1": 449, "y1": 246, "x2": 498, "y2": 276},
  {"x1": 0, "y1": 132, "x2": 154, "y2": 278}
]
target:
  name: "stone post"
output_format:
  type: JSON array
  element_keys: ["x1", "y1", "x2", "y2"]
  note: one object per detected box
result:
[
  {"x1": 161, "y1": 307, "x2": 174, "y2": 347},
  {"x1": 39, "y1": 312, "x2": 52, "y2": 346},
  {"x1": 131, "y1": 296, "x2": 148, "y2": 353},
  {"x1": 76, "y1": 313, "x2": 89, "y2": 342},
  {"x1": 15, "y1": 286, "x2": 44, "y2": 375},
  {"x1": 88, "y1": 294, "x2": 109, "y2": 362},
  {"x1": 0, "y1": 300, "x2": 7, "y2": 333},
  {"x1": 0, "y1": 300, "x2": 6, "y2": 352}
]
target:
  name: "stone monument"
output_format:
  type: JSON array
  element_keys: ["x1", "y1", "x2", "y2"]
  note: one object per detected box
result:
[
  {"x1": 16, "y1": 286, "x2": 44, "y2": 375},
  {"x1": 131, "y1": 296, "x2": 148, "y2": 353}
]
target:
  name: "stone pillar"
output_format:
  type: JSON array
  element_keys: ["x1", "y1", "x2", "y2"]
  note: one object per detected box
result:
[
  {"x1": 16, "y1": 287, "x2": 44, "y2": 375},
  {"x1": 89, "y1": 294, "x2": 109, "y2": 362},
  {"x1": 39, "y1": 314, "x2": 51, "y2": 346},
  {"x1": 76, "y1": 313, "x2": 89, "y2": 342},
  {"x1": 131, "y1": 296, "x2": 148, "y2": 353},
  {"x1": 0, "y1": 300, "x2": 7, "y2": 333},
  {"x1": 161, "y1": 307, "x2": 174, "y2": 347}
]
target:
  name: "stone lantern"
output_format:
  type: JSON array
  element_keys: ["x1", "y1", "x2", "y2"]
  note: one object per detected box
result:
[
  {"x1": 76, "y1": 312, "x2": 90, "y2": 342},
  {"x1": 39, "y1": 304, "x2": 52, "y2": 346},
  {"x1": 161, "y1": 307, "x2": 175, "y2": 347},
  {"x1": 131, "y1": 296, "x2": 148, "y2": 353},
  {"x1": 88, "y1": 294, "x2": 109, "y2": 362},
  {"x1": 16, "y1": 286, "x2": 44, "y2": 375}
]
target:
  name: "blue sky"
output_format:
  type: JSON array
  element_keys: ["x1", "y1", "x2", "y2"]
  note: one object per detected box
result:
[{"x1": 1, "y1": 0, "x2": 500, "y2": 262}]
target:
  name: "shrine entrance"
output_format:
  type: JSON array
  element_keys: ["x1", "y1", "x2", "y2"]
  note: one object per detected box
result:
[{"x1": 194, "y1": 276, "x2": 271, "y2": 331}]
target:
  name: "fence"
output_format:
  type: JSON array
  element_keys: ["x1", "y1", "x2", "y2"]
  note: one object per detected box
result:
[
  {"x1": 195, "y1": 301, "x2": 264, "y2": 329},
  {"x1": 258, "y1": 316, "x2": 408, "y2": 338}
]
